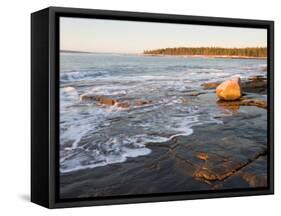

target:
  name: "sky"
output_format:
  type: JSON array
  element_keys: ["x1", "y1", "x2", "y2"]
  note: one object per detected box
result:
[{"x1": 60, "y1": 17, "x2": 267, "y2": 54}]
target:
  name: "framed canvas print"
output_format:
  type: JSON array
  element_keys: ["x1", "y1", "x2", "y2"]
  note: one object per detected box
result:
[{"x1": 31, "y1": 7, "x2": 274, "y2": 208}]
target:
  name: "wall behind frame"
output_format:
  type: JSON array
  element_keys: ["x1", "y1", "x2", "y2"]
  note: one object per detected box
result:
[{"x1": 0, "y1": 0, "x2": 279, "y2": 215}]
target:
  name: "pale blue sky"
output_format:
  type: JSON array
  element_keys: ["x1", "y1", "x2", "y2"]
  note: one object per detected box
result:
[{"x1": 60, "y1": 17, "x2": 267, "y2": 53}]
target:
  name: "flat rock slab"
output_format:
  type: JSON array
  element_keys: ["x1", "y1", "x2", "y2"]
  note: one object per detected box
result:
[{"x1": 60, "y1": 92, "x2": 267, "y2": 198}]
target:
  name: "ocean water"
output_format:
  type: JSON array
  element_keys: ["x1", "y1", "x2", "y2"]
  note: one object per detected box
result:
[{"x1": 60, "y1": 53, "x2": 267, "y2": 173}]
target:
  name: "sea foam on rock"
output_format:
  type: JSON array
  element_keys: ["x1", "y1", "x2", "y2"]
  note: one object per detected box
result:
[{"x1": 80, "y1": 93, "x2": 153, "y2": 109}]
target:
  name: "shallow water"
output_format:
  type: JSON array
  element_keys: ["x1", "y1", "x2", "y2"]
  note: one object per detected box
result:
[{"x1": 60, "y1": 53, "x2": 267, "y2": 173}]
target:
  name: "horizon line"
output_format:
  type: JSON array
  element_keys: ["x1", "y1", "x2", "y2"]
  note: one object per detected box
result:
[{"x1": 61, "y1": 46, "x2": 267, "y2": 55}]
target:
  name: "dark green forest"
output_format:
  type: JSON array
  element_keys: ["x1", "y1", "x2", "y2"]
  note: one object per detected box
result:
[{"x1": 143, "y1": 47, "x2": 267, "y2": 57}]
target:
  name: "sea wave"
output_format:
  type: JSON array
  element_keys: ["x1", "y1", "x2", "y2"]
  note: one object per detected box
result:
[
  {"x1": 60, "y1": 70, "x2": 109, "y2": 82},
  {"x1": 59, "y1": 97, "x2": 225, "y2": 173},
  {"x1": 60, "y1": 134, "x2": 169, "y2": 173}
]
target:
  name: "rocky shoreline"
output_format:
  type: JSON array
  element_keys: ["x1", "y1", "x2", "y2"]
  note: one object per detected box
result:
[
  {"x1": 79, "y1": 74, "x2": 267, "y2": 110},
  {"x1": 60, "y1": 74, "x2": 268, "y2": 199}
]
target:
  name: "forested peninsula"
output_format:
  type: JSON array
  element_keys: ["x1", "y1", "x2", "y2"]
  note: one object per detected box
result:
[{"x1": 143, "y1": 47, "x2": 267, "y2": 58}]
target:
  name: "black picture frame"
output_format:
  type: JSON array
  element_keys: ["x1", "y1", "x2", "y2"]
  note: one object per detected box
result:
[{"x1": 31, "y1": 6, "x2": 274, "y2": 209}]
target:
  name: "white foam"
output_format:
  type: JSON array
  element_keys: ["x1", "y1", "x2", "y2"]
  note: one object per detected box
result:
[
  {"x1": 61, "y1": 86, "x2": 78, "y2": 98},
  {"x1": 60, "y1": 106, "x2": 109, "y2": 150},
  {"x1": 168, "y1": 129, "x2": 193, "y2": 140},
  {"x1": 60, "y1": 86, "x2": 79, "y2": 108},
  {"x1": 86, "y1": 86, "x2": 129, "y2": 96},
  {"x1": 60, "y1": 134, "x2": 167, "y2": 173},
  {"x1": 60, "y1": 113, "x2": 208, "y2": 173},
  {"x1": 60, "y1": 70, "x2": 109, "y2": 82}
]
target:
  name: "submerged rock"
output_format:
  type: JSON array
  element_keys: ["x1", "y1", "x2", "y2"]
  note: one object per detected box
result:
[
  {"x1": 134, "y1": 100, "x2": 152, "y2": 106},
  {"x1": 79, "y1": 94, "x2": 98, "y2": 101},
  {"x1": 80, "y1": 93, "x2": 153, "y2": 109},
  {"x1": 239, "y1": 99, "x2": 267, "y2": 109},
  {"x1": 80, "y1": 94, "x2": 117, "y2": 106},
  {"x1": 99, "y1": 96, "x2": 117, "y2": 106},
  {"x1": 201, "y1": 82, "x2": 220, "y2": 89},
  {"x1": 185, "y1": 91, "x2": 206, "y2": 97},
  {"x1": 116, "y1": 102, "x2": 130, "y2": 108},
  {"x1": 116, "y1": 100, "x2": 152, "y2": 108},
  {"x1": 216, "y1": 76, "x2": 242, "y2": 101}
]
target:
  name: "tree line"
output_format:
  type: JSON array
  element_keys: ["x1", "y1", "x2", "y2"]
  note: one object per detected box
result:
[{"x1": 143, "y1": 47, "x2": 267, "y2": 57}]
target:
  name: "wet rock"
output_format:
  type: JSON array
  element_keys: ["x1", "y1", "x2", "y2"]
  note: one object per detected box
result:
[
  {"x1": 98, "y1": 96, "x2": 117, "y2": 106},
  {"x1": 194, "y1": 168, "x2": 218, "y2": 180},
  {"x1": 134, "y1": 100, "x2": 152, "y2": 106},
  {"x1": 240, "y1": 172, "x2": 267, "y2": 187},
  {"x1": 80, "y1": 95, "x2": 154, "y2": 108},
  {"x1": 80, "y1": 94, "x2": 98, "y2": 101},
  {"x1": 196, "y1": 152, "x2": 209, "y2": 161},
  {"x1": 194, "y1": 161, "x2": 237, "y2": 181},
  {"x1": 193, "y1": 153, "x2": 229, "y2": 181},
  {"x1": 116, "y1": 99, "x2": 153, "y2": 108},
  {"x1": 216, "y1": 76, "x2": 242, "y2": 101},
  {"x1": 238, "y1": 155, "x2": 267, "y2": 187},
  {"x1": 201, "y1": 82, "x2": 220, "y2": 89},
  {"x1": 60, "y1": 108, "x2": 268, "y2": 198},
  {"x1": 194, "y1": 153, "x2": 265, "y2": 181},
  {"x1": 217, "y1": 98, "x2": 267, "y2": 109},
  {"x1": 186, "y1": 91, "x2": 206, "y2": 97},
  {"x1": 80, "y1": 94, "x2": 117, "y2": 106},
  {"x1": 248, "y1": 75, "x2": 267, "y2": 81},
  {"x1": 116, "y1": 102, "x2": 130, "y2": 108},
  {"x1": 240, "y1": 99, "x2": 267, "y2": 109},
  {"x1": 213, "y1": 156, "x2": 268, "y2": 189},
  {"x1": 241, "y1": 79, "x2": 267, "y2": 94}
]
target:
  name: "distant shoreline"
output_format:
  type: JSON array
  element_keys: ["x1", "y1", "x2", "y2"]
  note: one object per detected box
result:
[
  {"x1": 60, "y1": 50, "x2": 267, "y2": 59},
  {"x1": 142, "y1": 54, "x2": 267, "y2": 60},
  {"x1": 60, "y1": 50, "x2": 93, "y2": 54},
  {"x1": 60, "y1": 50, "x2": 138, "y2": 55}
]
